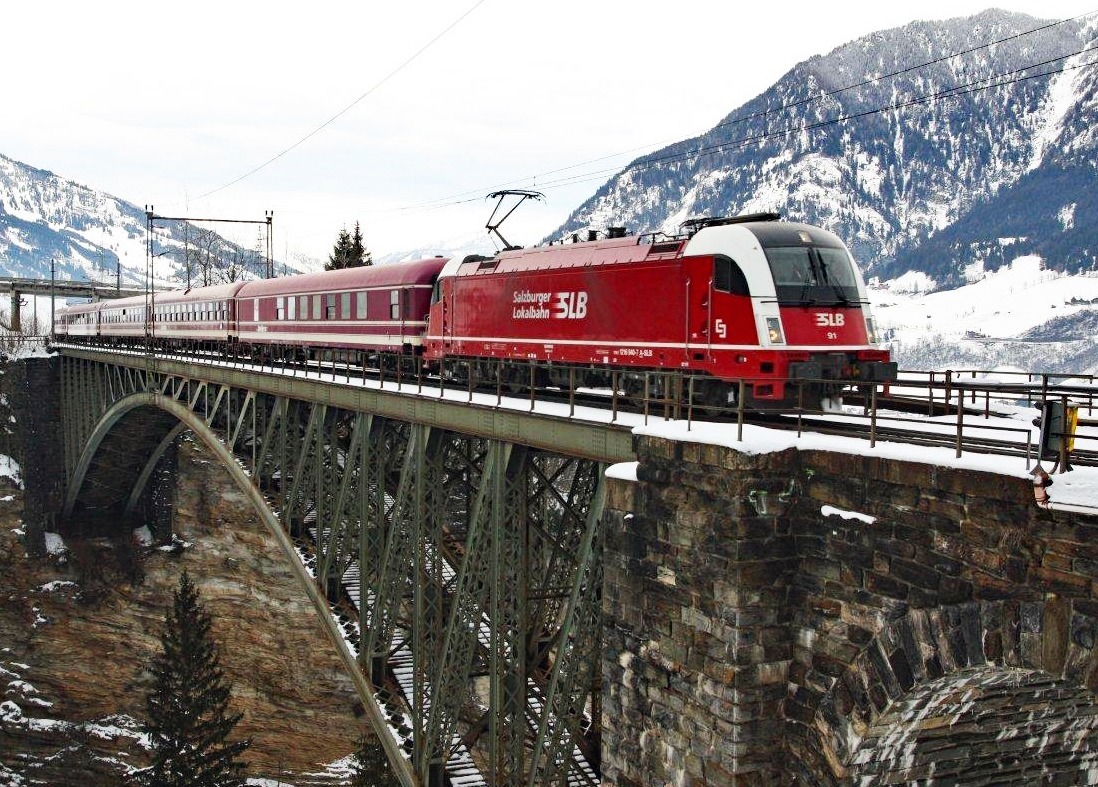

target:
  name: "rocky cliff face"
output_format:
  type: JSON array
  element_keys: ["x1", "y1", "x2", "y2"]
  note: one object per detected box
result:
[{"x1": 1, "y1": 436, "x2": 372, "y2": 785}]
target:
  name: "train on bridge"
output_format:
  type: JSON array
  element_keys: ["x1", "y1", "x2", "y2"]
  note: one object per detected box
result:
[{"x1": 52, "y1": 214, "x2": 896, "y2": 409}]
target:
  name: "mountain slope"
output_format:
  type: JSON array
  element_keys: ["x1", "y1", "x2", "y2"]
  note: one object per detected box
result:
[
  {"x1": 551, "y1": 11, "x2": 1096, "y2": 286},
  {"x1": 0, "y1": 154, "x2": 285, "y2": 287},
  {"x1": 0, "y1": 154, "x2": 150, "y2": 284}
]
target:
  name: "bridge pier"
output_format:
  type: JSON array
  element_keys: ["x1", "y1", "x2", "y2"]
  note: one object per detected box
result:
[
  {"x1": 9, "y1": 290, "x2": 20, "y2": 333},
  {"x1": 602, "y1": 435, "x2": 1098, "y2": 785},
  {"x1": 6, "y1": 356, "x2": 64, "y2": 556}
]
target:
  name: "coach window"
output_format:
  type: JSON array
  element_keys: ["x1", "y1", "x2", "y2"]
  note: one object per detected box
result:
[
  {"x1": 713, "y1": 256, "x2": 749, "y2": 296},
  {"x1": 322, "y1": 294, "x2": 334, "y2": 320},
  {"x1": 288, "y1": 296, "x2": 296, "y2": 321},
  {"x1": 356, "y1": 292, "x2": 366, "y2": 319},
  {"x1": 277, "y1": 297, "x2": 285, "y2": 320},
  {"x1": 341, "y1": 292, "x2": 351, "y2": 319},
  {"x1": 390, "y1": 290, "x2": 400, "y2": 320},
  {"x1": 299, "y1": 295, "x2": 308, "y2": 319},
  {"x1": 312, "y1": 294, "x2": 321, "y2": 320}
]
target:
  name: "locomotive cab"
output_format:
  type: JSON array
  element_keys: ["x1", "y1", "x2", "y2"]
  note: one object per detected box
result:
[{"x1": 686, "y1": 218, "x2": 895, "y2": 407}]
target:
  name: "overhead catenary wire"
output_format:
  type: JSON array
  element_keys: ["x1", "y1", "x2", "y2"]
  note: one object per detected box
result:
[
  {"x1": 394, "y1": 10, "x2": 1098, "y2": 214},
  {"x1": 194, "y1": 0, "x2": 488, "y2": 202}
]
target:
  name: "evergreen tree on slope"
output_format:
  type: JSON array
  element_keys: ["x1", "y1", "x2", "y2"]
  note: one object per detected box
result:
[
  {"x1": 138, "y1": 569, "x2": 250, "y2": 786},
  {"x1": 349, "y1": 734, "x2": 400, "y2": 787}
]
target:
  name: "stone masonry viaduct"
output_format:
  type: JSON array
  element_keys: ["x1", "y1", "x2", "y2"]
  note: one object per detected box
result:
[{"x1": 601, "y1": 435, "x2": 1098, "y2": 785}]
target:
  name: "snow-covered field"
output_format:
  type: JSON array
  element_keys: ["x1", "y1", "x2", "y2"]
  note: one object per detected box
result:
[{"x1": 872, "y1": 256, "x2": 1098, "y2": 375}]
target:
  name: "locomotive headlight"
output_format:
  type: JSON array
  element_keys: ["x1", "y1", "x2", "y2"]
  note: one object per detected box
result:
[
  {"x1": 766, "y1": 317, "x2": 785, "y2": 344},
  {"x1": 865, "y1": 317, "x2": 878, "y2": 344}
]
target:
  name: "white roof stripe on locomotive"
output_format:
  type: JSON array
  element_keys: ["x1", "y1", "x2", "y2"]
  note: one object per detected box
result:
[
  {"x1": 681, "y1": 224, "x2": 778, "y2": 298},
  {"x1": 425, "y1": 335, "x2": 875, "y2": 352},
  {"x1": 236, "y1": 331, "x2": 425, "y2": 346}
]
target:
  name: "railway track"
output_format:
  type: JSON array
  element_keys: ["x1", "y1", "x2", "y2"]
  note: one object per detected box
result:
[{"x1": 54, "y1": 338, "x2": 1098, "y2": 468}]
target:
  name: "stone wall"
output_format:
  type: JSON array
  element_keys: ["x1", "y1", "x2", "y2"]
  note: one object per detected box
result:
[
  {"x1": 3, "y1": 356, "x2": 64, "y2": 556},
  {"x1": 602, "y1": 436, "x2": 1098, "y2": 785}
]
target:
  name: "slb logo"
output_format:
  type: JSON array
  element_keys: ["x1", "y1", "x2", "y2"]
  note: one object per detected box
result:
[
  {"x1": 554, "y1": 291, "x2": 588, "y2": 319},
  {"x1": 815, "y1": 312, "x2": 845, "y2": 327}
]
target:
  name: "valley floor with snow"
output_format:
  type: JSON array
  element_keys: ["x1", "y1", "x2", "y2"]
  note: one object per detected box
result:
[{"x1": 872, "y1": 256, "x2": 1098, "y2": 375}]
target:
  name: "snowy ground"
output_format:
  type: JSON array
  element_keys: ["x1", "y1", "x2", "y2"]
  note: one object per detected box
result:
[{"x1": 871, "y1": 256, "x2": 1098, "y2": 374}]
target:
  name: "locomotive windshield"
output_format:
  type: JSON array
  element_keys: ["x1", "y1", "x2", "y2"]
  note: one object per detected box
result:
[{"x1": 764, "y1": 245, "x2": 860, "y2": 306}]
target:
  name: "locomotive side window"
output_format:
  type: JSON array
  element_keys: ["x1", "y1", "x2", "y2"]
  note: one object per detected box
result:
[
  {"x1": 390, "y1": 290, "x2": 400, "y2": 320},
  {"x1": 713, "y1": 256, "x2": 749, "y2": 296}
]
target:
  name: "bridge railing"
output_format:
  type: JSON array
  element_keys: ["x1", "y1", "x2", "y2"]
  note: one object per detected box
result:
[
  {"x1": 51, "y1": 340, "x2": 1097, "y2": 470},
  {"x1": 0, "y1": 333, "x2": 51, "y2": 357}
]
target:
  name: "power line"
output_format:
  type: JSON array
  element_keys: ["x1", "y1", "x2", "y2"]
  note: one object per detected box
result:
[
  {"x1": 399, "y1": 10, "x2": 1098, "y2": 213},
  {"x1": 196, "y1": 0, "x2": 488, "y2": 201},
  {"x1": 527, "y1": 49, "x2": 1098, "y2": 194}
]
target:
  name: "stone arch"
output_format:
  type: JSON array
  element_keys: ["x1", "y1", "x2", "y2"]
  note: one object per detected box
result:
[{"x1": 804, "y1": 600, "x2": 1098, "y2": 784}]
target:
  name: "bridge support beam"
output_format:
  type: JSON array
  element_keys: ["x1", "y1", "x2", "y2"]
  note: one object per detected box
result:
[{"x1": 9, "y1": 289, "x2": 20, "y2": 333}]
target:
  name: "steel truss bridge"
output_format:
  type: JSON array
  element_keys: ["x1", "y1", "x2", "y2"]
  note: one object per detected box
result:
[{"x1": 57, "y1": 346, "x2": 634, "y2": 787}]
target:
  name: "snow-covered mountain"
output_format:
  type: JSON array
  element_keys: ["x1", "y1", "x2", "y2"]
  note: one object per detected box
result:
[
  {"x1": 550, "y1": 10, "x2": 1098, "y2": 371},
  {"x1": 0, "y1": 153, "x2": 286, "y2": 288},
  {"x1": 555, "y1": 10, "x2": 1096, "y2": 285}
]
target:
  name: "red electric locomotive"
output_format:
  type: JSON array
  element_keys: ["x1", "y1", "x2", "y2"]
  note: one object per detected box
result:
[{"x1": 423, "y1": 214, "x2": 894, "y2": 407}]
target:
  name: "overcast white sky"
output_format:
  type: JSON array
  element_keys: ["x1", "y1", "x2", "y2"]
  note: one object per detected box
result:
[{"x1": 3, "y1": 1, "x2": 1095, "y2": 262}]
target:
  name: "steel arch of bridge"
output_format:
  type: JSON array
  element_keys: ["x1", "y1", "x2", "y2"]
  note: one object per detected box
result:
[{"x1": 58, "y1": 353, "x2": 609, "y2": 787}]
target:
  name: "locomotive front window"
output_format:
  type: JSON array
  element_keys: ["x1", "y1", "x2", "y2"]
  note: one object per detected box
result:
[{"x1": 765, "y1": 246, "x2": 860, "y2": 305}]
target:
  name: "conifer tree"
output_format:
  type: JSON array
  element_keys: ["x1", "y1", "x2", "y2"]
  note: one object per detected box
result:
[
  {"x1": 348, "y1": 734, "x2": 400, "y2": 787},
  {"x1": 326, "y1": 227, "x2": 355, "y2": 270},
  {"x1": 350, "y1": 221, "x2": 372, "y2": 268},
  {"x1": 326, "y1": 222, "x2": 372, "y2": 270},
  {"x1": 138, "y1": 569, "x2": 250, "y2": 787}
]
